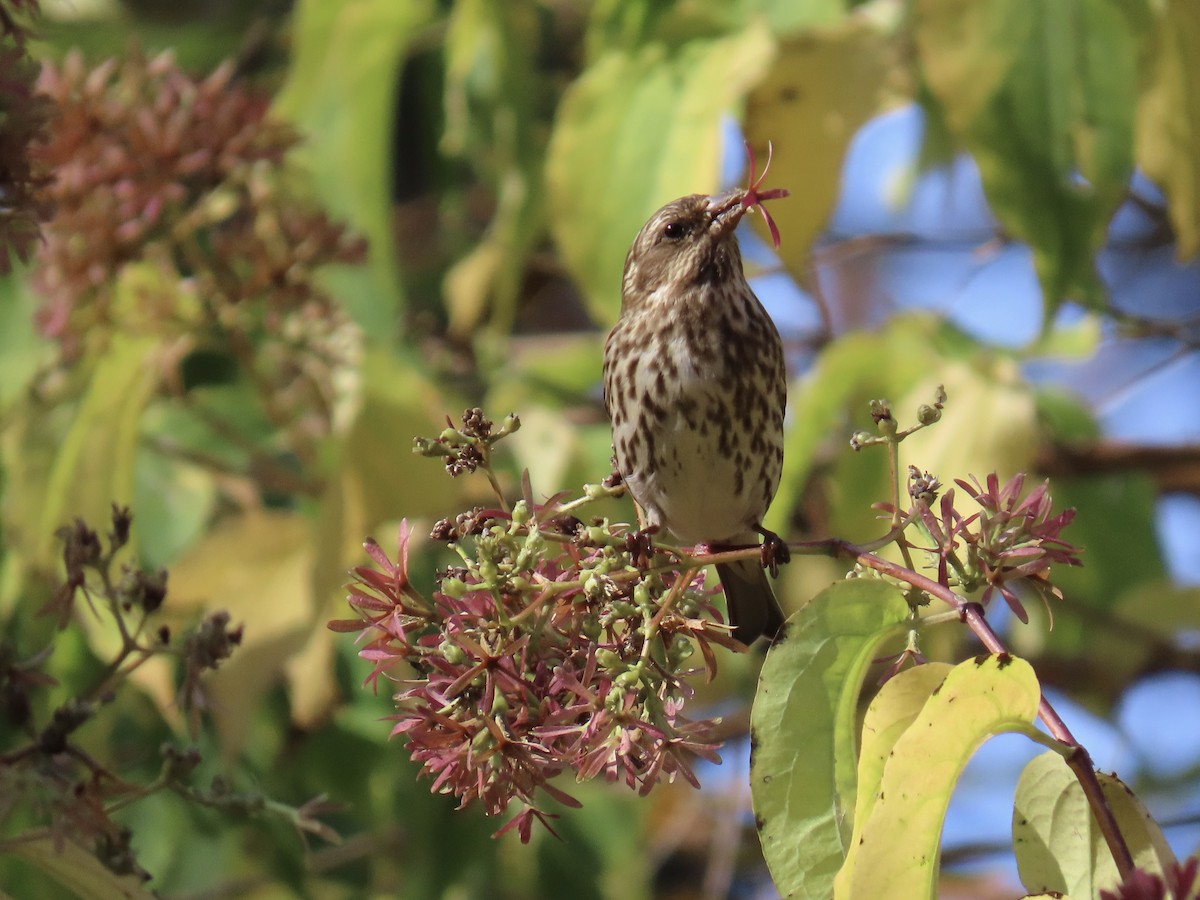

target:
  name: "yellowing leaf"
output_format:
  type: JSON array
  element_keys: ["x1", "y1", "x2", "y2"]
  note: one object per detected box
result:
[
  {"x1": 945, "y1": 0, "x2": 1149, "y2": 311},
  {"x1": 836, "y1": 654, "x2": 1042, "y2": 899},
  {"x1": 751, "y1": 579, "x2": 911, "y2": 899},
  {"x1": 168, "y1": 511, "x2": 315, "y2": 757},
  {"x1": 743, "y1": 16, "x2": 894, "y2": 279},
  {"x1": 915, "y1": 0, "x2": 1030, "y2": 131},
  {"x1": 837, "y1": 661, "x2": 955, "y2": 890},
  {"x1": 1013, "y1": 751, "x2": 1177, "y2": 897},
  {"x1": 1136, "y1": 0, "x2": 1200, "y2": 258},
  {"x1": 7, "y1": 835, "x2": 156, "y2": 900},
  {"x1": 546, "y1": 23, "x2": 775, "y2": 325},
  {"x1": 285, "y1": 624, "x2": 341, "y2": 729},
  {"x1": 320, "y1": 348, "x2": 461, "y2": 580},
  {"x1": 764, "y1": 320, "x2": 928, "y2": 535}
]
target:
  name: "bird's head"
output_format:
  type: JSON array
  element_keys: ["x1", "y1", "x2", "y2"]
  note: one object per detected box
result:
[
  {"x1": 618, "y1": 141, "x2": 788, "y2": 314},
  {"x1": 620, "y1": 190, "x2": 755, "y2": 307}
]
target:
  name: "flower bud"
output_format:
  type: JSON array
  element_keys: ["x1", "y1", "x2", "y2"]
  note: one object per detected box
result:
[
  {"x1": 441, "y1": 577, "x2": 467, "y2": 599},
  {"x1": 440, "y1": 639, "x2": 466, "y2": 664},
  {"x1": 595, "y1": 649, "x2": 622, "y2": 671},
  {"x1": 613, "y1": 670, "x2": 642, "y2": 691},
  {"x1": 917, "y1": 404, "x2": 942, "y2": 426}
]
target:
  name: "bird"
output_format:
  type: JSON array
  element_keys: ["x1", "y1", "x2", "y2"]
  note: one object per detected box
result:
[{"x1": 602, "y1": 175, "x2": 789, "y2": 644}]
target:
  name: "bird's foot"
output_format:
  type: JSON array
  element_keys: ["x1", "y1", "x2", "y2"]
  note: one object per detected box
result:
[
  {"x1": 755, "y1": 525, "x2": 791, "y2": 578},
  {"x1": 626, "y1": 525, "x2": 660, "y2": 569}
]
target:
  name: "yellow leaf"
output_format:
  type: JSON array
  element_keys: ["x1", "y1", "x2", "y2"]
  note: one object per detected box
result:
[
  {"x1": 744, "y1": 16, "x2": 895, "y2": 282},
  {"x1": 1136, "y1": 0, "x2": 1200, "y2": 258},
  {"x1": 168, "y1": 511, "x2": 314, "y2": 757},
  {"x1": 836, "y1": 654, "x2": 1042, "y2": 899}
]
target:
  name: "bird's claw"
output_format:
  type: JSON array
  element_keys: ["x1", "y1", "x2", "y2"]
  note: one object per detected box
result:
[
  {"x1": 756, "y1": 525, "x2": 790, "y2": 578},
  {"x1": 626, "y1": 526, "x2": 659, "y2": 569}
]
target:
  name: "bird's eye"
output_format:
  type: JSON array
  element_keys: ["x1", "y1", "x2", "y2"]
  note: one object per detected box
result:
[{"x1": 663, "y1": 221, "x2": 688, "y2": 240}]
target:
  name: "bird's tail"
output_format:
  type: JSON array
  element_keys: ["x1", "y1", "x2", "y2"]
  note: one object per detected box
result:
[{"x1": 715, "y1": 557, "x2": 785, "y2": 645}]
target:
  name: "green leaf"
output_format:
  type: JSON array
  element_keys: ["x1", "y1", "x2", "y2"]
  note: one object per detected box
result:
[
  {"x1": 1013, "y1": 751, "x2": 1177, "y2": 897},
  {"x1": 750, "y1": 579, "x2": 911, "y2": 900},
  {"x1": 740, "y1": 0, "x2": 846, "y2": 35},
  {"x1": 743, "y1": 15, "x2": 893, "y2": 283},
  {"x1": 1033, "y1": 386, "x2": 1102, "y2": 444},
  {"x1": 928, "y1": 0, "x2": 1149, "y2": 312},
  {"x1": 0, "y1": 272, "x2": 41, "y2": 415},
  {"x1": 1047, "y1": 472, "x2": 1163, "y2": 612},
  {"x1": 275, "y1": 0, "x2": 432, "y2": 333},
  {"x1": 5, "y1": 835, "x2": 156, "y2": 900},
  {"x1": 441, "y1": 0, "x2": 545, "y2": 335},
  {"x1": 835, "y1": 654, "x2": 1042, "y2": 898},
  {"x1": 310, "y1": 347, "x2": 465, "y2": 609},
  {"x1": 1136, "y1": 0, "x2": 1200, "y2": 258},
  {"x1": 131, "y1": 447, "x2": 218, "y2": 570},
  {"x1": 546, "y1": 22, "x2": 775, "y2": 325},
  {"x1": 36, "y1": 333, "x2": 159, "y2": 566}
]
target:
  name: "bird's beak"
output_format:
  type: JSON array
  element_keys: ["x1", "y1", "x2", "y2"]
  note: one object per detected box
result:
[{"x1": 705, "y1": 189, "x2": 749, "y2": 239}]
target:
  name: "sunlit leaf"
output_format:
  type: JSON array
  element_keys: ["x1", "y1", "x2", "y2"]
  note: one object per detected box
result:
[
  {"x1": 914, "y1": 0, "x2": 1030, "y2": 132},
  {"x1": 742, "y1": 0, "x2": 846, "y2": 34},
  {"x1": 316, "y1": 347, "x2": 463, "y2": 589},
  {"x1": 835, "y1": 661, "x2": 955, "y2": 895},
  {"x1": 275, "y1": 0, "x2": 433, "y2": 333},
  {"x1": 546, "y1": 22, "x2": 775, "y2": 325},
  {"x1": 751, "y1": 579, "x2": 911, "y2": 899},
  {"x1": 771, "y1": 315, "x2": 1038, "y2": 544},
  {"x1": 744, "y1": 15, "x2": 895, "y2": 279},
  {"x1": 1136, "y1": 0, "x2": 1200, "y2": 258},
  {"x1": 926, "y1": 0, "x2": 1149, "y2": 312},
  {"x1": 1013, "y1": 750, "x2": 1177, "y2": 897},
  {"x1": 484, "y1": 333, "x2": 616, "y2": 495},
  {"x1": 836, "y1": 654, "x2": 1042, "y2": 898},
  {"x1": 168, "y1": 510, "x2": 315, "y2": 755}
]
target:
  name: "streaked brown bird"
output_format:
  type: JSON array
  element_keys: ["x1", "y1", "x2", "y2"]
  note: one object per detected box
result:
[{"x1": 602, "y1": 175, "x2": 789, "y2": 644}]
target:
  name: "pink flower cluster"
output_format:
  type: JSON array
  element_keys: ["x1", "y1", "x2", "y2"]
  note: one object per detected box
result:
[
  {"x1": 913, "y1": 471, "x2": 1082, "y2": 622},
  {"x1": 330, "y1": 511, "x2": 738, "y2": 841}
]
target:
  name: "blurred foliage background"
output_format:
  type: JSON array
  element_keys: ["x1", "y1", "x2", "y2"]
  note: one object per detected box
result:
[{"x1": 1, "y1": 0, "x2": 1199, "y2": 897}]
